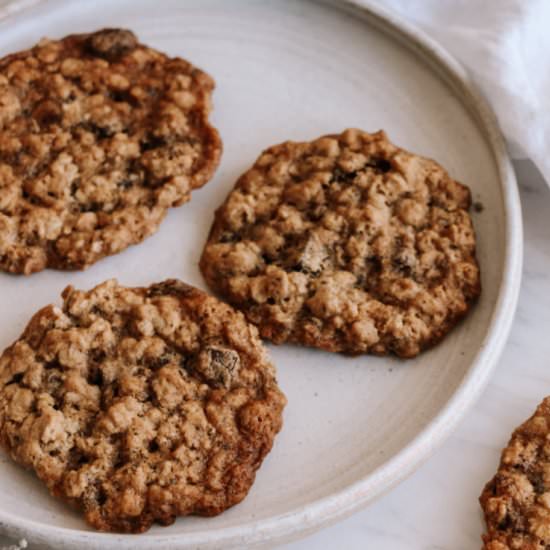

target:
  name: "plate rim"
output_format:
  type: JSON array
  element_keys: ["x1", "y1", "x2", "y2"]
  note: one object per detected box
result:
[{"x1": 0, "y1": 0, "x2": 523, "y2": 547}]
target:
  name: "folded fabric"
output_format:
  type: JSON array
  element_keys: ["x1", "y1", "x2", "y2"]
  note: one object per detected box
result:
[{"x1": 371, "y1": 0, "x2": 550, "y2": 186}]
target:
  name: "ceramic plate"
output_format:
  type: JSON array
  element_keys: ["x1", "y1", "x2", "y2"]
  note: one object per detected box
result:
[{"x1": 0, "y1": 0, "x2": 522, "y2": 548}]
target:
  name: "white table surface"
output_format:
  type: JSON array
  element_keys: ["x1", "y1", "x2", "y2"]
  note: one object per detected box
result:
[{"x1": 0, "y1": 159, "x2": 545, "y2": 549}]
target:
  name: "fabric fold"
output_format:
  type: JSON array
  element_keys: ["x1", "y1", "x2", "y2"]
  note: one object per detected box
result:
[{"x1": 373, "y1": 0, "x2": 550, "y2": 185}]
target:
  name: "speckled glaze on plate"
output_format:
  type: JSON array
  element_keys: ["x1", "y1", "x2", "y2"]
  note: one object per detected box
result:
[{"x1": 0, "y1": 0, "x2": 522, "y2": 548}]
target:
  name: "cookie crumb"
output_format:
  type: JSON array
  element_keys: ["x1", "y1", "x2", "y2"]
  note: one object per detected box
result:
[
  {"x1": 473, "y1": 201, "x2": 484, "y2": 213},
  {"x1": 480, "y1": 396, "x2": 550, "y2": 548}
]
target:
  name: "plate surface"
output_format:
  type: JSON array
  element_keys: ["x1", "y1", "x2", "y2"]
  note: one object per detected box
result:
[{"x1": 0, "y1": 0, "x2": 521, "y2": 548}]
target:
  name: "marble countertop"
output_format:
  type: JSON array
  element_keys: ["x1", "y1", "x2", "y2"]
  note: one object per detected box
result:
[{"x1": 0, "y1": 159, "x2": 546, "y2": 549}]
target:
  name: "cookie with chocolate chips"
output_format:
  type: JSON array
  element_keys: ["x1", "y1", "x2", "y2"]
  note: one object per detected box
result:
[
  {"x1": 0, "y1": 279, "x2": 285, "y2": 532},
  {"x1": 0, "y1": 28, "x2": 221, "y2": 274},
  {"x1": 480, "y1": 397, "x2": 550, "y2": 549},
  {"x1": 200, "y1": 129, "x2": 480, "y2": 358}
]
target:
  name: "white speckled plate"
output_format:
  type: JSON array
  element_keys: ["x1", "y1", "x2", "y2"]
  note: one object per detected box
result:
[{"x1": 0, "y1": 0, "x2": 522, "y2": 548}]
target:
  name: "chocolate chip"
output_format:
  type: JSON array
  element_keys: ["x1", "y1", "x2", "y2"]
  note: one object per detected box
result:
[
  {"x1": 332, "y1": 166, "x2": 357, "y2": 183},
  {"x1": 140, "y1": 135, "x2": 167, "y2": 152},
  {"x1": 219, "y1": 231, "x2": 241, "y2": 244},
  {"x1": 6, "y1": 372, "x2": 23, "y2": 385},
  {"x1": 87, "y1": 366, "x2": 103, "y2": 387},
  {"x1": 85, "y1": 29, "x2": 138, "y2": 61},
  {"x1": 32, "y1": 99, "x2": 62, "y2": 127},
  {"x1": 193, "y1": 345, "x2": 240, "y2": 389},
  {"x1": 366, "y1": 156, "x2": 392, "y2": 173},
  {"x1": 367, "y1": 255, "x2": 382, "y2": 274}
]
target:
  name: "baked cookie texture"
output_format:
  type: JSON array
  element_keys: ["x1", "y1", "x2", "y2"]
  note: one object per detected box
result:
[
  {"x1": 0, "y1": 279, "x2": 285, "y2": 533},
  {"x1": 0, "y1": 28, "x2": 222, "y2": 274},
  {"x1": 480, "y1": 397, "x2": 550, "y2": 549},
  {"x1": 200, "y1": 129, "x2": 480, "y2": 358}
]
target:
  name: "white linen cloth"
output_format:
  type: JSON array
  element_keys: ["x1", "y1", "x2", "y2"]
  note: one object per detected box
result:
[{"x1": 372, "y1": 0, "x2": 550, "y2": 185}]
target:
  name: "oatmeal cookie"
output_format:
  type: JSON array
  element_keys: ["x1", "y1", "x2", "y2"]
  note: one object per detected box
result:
[
  {"x1": 480, "y1": 397, "x2": 550, "y2": 549},
  {"x1": 0, "y1": 279, "x2": 285, "y2": 532},
  {"x1": 200, "y1": 129, "x2": 480, "y2": 358},
  {"x1": 0, "y1": 28, "x2": 222, "y2": 274}
]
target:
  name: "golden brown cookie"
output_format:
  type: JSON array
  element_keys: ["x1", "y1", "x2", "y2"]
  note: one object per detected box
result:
[
  {"x1": 0, "y1": 280, "x2": 285, "y2": 533},
  {"x1": 200, "y1": 129, "x2": 480, "y2": 358},
  {"x1": 0, "y1": 28, "x2": 222, "y2": 274},
  {"x1": 480, "y1": 397, "x2": 550, "y2": 549}
]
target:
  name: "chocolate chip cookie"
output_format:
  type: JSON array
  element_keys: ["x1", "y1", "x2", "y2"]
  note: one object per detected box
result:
[
  {"x1": 200, "y1": 129, "x2": 480, "y2": 358},
  {"x1": 0, "y1": 279, "x2": 285, "y2": 532},
  {"x1": 0, "y1": 28, "x2": 221, "y2": 274},
  {"x1": 480, "y1": 397, "x2": 550, "y2": 549}
]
